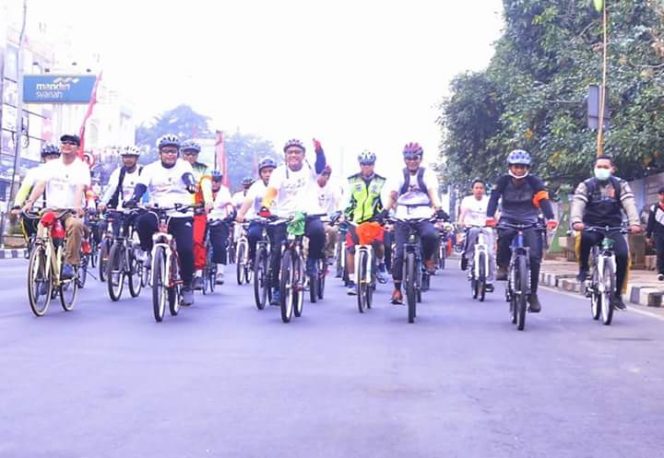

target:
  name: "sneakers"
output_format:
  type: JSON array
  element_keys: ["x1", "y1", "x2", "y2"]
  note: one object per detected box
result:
[
  {"x1": 612, "y1": 295, "x2": 627, "y2": 310},
  {"x1": 424, "y1": 259, "x2": 436, "y2": 275},
  {"x1": 658, "y1": 274, "x2": 664, "y2": 281},
  {"x1": 577, "y1": 268, "x2": 590, "y2": 282},
  {"x1": 485, "y1": 283, "x2": 494, "y2": 293},
  {"x1": 61, "y1": 264, "x2": 75, "y2": 280},
  {"x1": 376, "y1": 264, "x2": 388, "y2": 284},
  {"x1": 193, "y1": 276, "x2": 204, "y2": 291},
  {"x1": 527, "y1": 293, "x2": 541, "y2": 313},
  {"x1": 270, "y1": 288, "x2": 281, "y2": 305},
  {"x1": 346, "y1": 281, "x2": 357, "y2": 295},
  {"x1": 460, "y1": 256, "x2": 468, "y2": 271},
  {"x1": 496, "y1": 266, "x2": 508, "y2": 281},
  {"x1": 215, "y1": 272, "x2": 225, "y2": 285},
  {"x1": 391, "y1": 289, "x2": 403, "y2": 305},
  {"x1": 181, "y1": 287, "x2": 194, "y2": 306},
  {"x1": 38, "y1": 280, "x2": 49, "y2": 296}
]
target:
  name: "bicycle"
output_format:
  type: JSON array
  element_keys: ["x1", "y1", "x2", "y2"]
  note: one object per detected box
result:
[
  {"x1": 97, "y1": 213, "x2": 114, "y2": 283},
  {"x1": 500, "y1": 221, "x2": 541, "y2": 331},
  {"x1": 146, "y1": 204, "x2": 196, "y2": 322},
  {"x1": 467, "y1": 226, "x2": 493, "y2": 302},
  {"x1": 582, "y1": 225, "x2": 626, "y2": 325},
  {"x1": 26, "y1": 210, "x2": 80, "y2": 316},
  {"x1": 251, "y1": 217, "x2": 275, "y2": 310},
  {"x1": 349, "y1": 220, "x2": 383, "y2": 313},
  {"x1": 106, "y1": 209, "x2": 144, "y2": 301},
  {"x1": 235, "y1": 223, "x2": 252, "y2": 285}
]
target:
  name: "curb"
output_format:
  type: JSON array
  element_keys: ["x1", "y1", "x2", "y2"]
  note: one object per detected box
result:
[
  {"x1": 540, "y1": 270, "x2": 664, "y2": 308},
  {"x1": 0, "y1": 249, "x2": 26, "y2": 259}
]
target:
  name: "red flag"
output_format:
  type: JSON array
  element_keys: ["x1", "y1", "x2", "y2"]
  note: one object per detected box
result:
[
  {"x1": 215, "y1": 130, "x2": 229, "y2": 187},
  {"x1": 78, "y1": 71, "x2": 103, "y2": 159}
]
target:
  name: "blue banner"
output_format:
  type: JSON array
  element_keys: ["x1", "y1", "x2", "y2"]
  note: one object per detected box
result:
[{"x1": 23, "y1": 75, "x2": 97, "y2": 104}]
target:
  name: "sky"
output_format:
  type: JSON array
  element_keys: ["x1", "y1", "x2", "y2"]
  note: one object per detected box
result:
[{"x1": 17, "y1": 0, "x2": 504, "y2": 177}]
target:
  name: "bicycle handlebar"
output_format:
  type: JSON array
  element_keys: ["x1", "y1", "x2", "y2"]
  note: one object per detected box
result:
[{"x1": 584, "y1": 225, "x2": 628, "y2": 234}]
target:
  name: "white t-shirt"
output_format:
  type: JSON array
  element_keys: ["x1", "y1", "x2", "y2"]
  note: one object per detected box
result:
[
  {"x1": 268, "y1": 163, "x2": 320, "y2": 218},
  {"x1": 232, "y1": 191, "x2": 247, "y2": 210},
  {"x1": 209, "y1": 185, "x2": 233, "y2": 221},
  {"x1": 138, "y1": 159, "x2": 195, "y2": 217},
  {"x1": 317, "y1": 182, "x2": 342, "y2": 216},
  {"x1": 460, "y1": 195, "x2": 490, "y2": 227},
  {"x1": 101, "y1": 166, "x2": 142, "y2": 209},
  {"x1": 40, "y1": 157, "x2": 91, "y2": 209},
  {"x1": 244, "y1": 180, "x2": 272, "y2": 220},
  {"x1": 384, "y1": 167, "x2": 438, "y2": 219}
]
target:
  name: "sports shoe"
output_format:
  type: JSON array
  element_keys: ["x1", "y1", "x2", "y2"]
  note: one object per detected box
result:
[
  {"x1": 527, "y1": 293, "x2": 541, "y2": 313},
  {"x1": 658, "y1": 274, "x2": 664, "y2": 281},
  {"x1": 215, "y1": 272, "x2": 225, "y2": 285},
  {"x1": 460, "y1": 256, "x2": 468, "y2": 271},
  {"x1": 424, "y1": 259, "x2": 436, "y2": 275},
  {"x1": 496, "y1": 266, "x2": 508, "y2": 281},
  {"x1": 612, "y1": 295, "x2": 626, "y2": 310},
  {"x1": 270, "y1": 288, "x2": 281, "y2": 305},
  {"x1": 391, "y1": 289, "x2": 403, "y2": 305},
  {"x1": 376, "y1": 264, "x2": 388, "y2": 284},
  {"x1": 346, "y1": 281, "x2": 357, "y2": 295},
  {"x1": 577, "y1": 268, "x2": 590, "y2": 282},
  {"x1": 181, "y1": 287, "x2": 194, "y2": 306},
  {"x1": 193, "y1": 276, "x2": 204, "y2": 290},
  {"x1": 61, "y1": 264, "x2": 75, "y2": 280},
  {"x1": 485, "y1": 283, "x2": 494, "y2": 293}
]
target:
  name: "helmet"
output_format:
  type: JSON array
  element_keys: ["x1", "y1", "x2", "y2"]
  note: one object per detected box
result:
[
  {"x1": 283, "y1": 138, "x2": 306, "y2": 153},
  {"x1": 241, "y1": 176, "x2": 254, "y2": 187},
  {"x1": 403, "y1": 142, "x2": 424, "y2": 158},
  {"x1": 156, "y1": 134, "x2": 180, "y2": 149},
  {"x1": 211, "y1": 170, "x2": 223, "y2": 182},
  {"x1": 40, "y1": 143, "x2": 60, "y2": 156},
  {"x1": 506, "y1": 149, "x2": 531, "y2": 166},
  {"x1": 258, "y1": 157, "x2": 277, "y2": 172},
  {"x1": 357, "y1": 150, "x2": 376, "y2": 164},
  {"x1": 59, "y1": 134, "x2": 80, "y2": 146},
  {"x1": 120, "y1": 145, "x2": 141, "y2": 156},
  {"x1": 180, "y1": 139, "x2": 201, "y2": 153}
]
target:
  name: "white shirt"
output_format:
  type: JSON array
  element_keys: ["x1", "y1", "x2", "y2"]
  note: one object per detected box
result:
[
  {"x1": 268, "y1": 162, "x2": 320, "y2": 218},
  {"x1": 209, "y1": 185, "x2": 233, "y2": 220},
  {"x1": 384, "y1": 167, "x2": 438, "y2": 219},
  {"x1": 244, "y1": 180, "x2": 272, "y2": 220},
  {"x1": 138, "y1": 159, "x2": 194, "y2": 217},
  {"x1": 101, "y1": 166, "x2": 142, "y2": 209},
  {"x1": 40, "y1": 157, "x2": 91, "y2": 209},
  {"x1": 317, "y1": 181, "x2": 342, "y2": 216},
  {"x1": 460, "y1": 195, "x2": 490, "y2": 227}
]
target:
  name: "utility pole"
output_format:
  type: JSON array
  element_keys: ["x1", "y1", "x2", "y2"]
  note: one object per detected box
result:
[{"x1": 596, "y1": 0, "x2": 608, "y2": 157}]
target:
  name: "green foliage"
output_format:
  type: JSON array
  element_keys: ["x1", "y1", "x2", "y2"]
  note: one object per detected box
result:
[
  {"x1": 224, "y1": 130, "x2": 279, "y2": 192},
  {"x1": 438, "y1": 0, "x2": 664, "y2": 190}
]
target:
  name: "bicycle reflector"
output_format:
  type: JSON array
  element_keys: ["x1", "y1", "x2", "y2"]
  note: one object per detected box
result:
[{"x1": 39, "y1": 211, "x2": 57, "y2": 227}]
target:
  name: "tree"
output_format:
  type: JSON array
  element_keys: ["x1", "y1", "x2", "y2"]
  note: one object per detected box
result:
[
  {"x1": 224, "y1": 130, "x2": 278, "y2": 192},
  {"x1": 438, "y1": 0, "x2": 664, "y2": 190}
]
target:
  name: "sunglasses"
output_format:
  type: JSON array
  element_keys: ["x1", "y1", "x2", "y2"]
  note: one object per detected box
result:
[
  {"x1": 404, "y1": 155, "x2": 421, "y2": 161},
  {"x1": 359, "y1": 162, "x2": 375, "y2": 166}
]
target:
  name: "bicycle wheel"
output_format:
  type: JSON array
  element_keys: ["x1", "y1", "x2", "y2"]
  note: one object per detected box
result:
[
  {"x1": 152, "y1": 247, "x2": 167, "y2": 322},
  {"x1": 515, "y1": 255, "x2": 528, "y2": 331},
  {"x1": 478, "y1": 252, "x2": 487, "y2": 302},
  {"x1": 59, "y1": 264, "x2": 78, "y2": 312},
  {"x1": 590, "y1": 267, "x2": 601, "y2": 320},
  {"x1": 77, "y1": 256, "x2": 88, "y2": 288},
  {"x1": 254, "y1": 248, "x2": 268, "y2": 310},
  {"x1": 438, "y1": 242, "x2": 446, "y2": 269},
  {"x1": 601, "y1": 260, "x2": 615, "y2": 325},
  {"x1": 236, "y1": 241, "x2": 247, "y2": 285},
  {"x1": 280, "y1": 251, "x2": 294, "y2": 322},
  {"x1": 357, "y1": 249, "x2": 368, "y2": 313},
  {"x1": 128, "y1": 249, "x2": 143, "y2": 298},
  {"x1": 98, "y1": 239, "x2": 110, "y2": 282},
  {"x1": 309, "y1": 265, "x2": 318, "y2": 304},
  {"x1": 168, "y1": 253, "x2": 181, "y2": 316},
  {"x1": 90, "y1": 239, "x2": 98, "y2": 268},
  {"x1": 27, "y1": 245, "x2": 52, "y2": 317},
  {"x1": 405, "y1": 253, "x2": 416, "y2": 323},
  {"x1": 107, "y1": 242, "x2": 125, "y2": 302},
  {"x1": 317, "y1": 259, "x2": 325, "y2": 300},
  {"x1": 293, "y1": 255, "x2": 305, "y2": 317}
]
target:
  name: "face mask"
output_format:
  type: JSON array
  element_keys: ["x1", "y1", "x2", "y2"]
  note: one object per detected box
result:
[
  {"x1": 594, "y1": 167, "x2": 611, "y2": 181},
  {"x1": 508, "y1": 169, "x2": 529, "y2": 180}
]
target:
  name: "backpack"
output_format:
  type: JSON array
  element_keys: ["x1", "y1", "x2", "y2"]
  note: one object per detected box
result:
[
  {"x1": 108, "y1": 166, "x2": 143, "y2": 208},
  {"x1": 399, "y1": 167, "x2": 428, "y2": 196}
]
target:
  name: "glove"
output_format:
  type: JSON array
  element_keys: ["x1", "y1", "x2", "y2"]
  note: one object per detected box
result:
[
  {"x1": 313, "y1": 138, "x2": 323, "y2": 154},
  {"x1": 435, "y1": 209, "x2": 449, "y2": 221},
  {"x1": 546, "y1": 220, "x2": 558, "y2": 231},
  {"x1": 258, "y1": 206, "x2": 272, "y2": 218},
  {"x1": 123, "y1": 199, "x2": 138, "y2": 209},
  {"x1": 185, "y1": 184, "x2": 197, "y2": 194},
  {"x1": 485, "y1": 217, "x2": 497, "y2": 228}
]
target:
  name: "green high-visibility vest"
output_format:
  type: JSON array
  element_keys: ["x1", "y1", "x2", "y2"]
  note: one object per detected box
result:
[{"x1": 345, "y1": 173, "x2": 386, "y2": 223}]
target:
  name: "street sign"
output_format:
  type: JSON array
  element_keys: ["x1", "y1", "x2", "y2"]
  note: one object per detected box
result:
[{"x1": 23, "y1": 75, "x2": 97, "y2": 104}]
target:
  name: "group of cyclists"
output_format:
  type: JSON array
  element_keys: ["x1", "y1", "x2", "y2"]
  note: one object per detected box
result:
[{"x1": 13, "y1": 131, "x2": 642, "y2": 317}]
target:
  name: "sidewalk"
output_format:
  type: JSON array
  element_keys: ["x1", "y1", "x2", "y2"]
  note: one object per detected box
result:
[
  {"x1": 0, "y1": 247, "x2": 26, "y2": 259},
  {"x1": 540, "y1": 258, "x2": 664, "y2": 312}
]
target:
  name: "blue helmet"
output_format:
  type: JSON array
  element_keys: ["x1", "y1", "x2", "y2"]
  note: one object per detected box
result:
[
  {"x1": 180, "y1": 139, "x2": 201, "y2": 153},
  {"x1": 40, "y1": 143, "x2": 60, "y2": 156},
  {"x1": 506, "y1": 149, "x2": 532, "y2": 166},
  {"x1": 157, "y1": 134, "x2": 180, "y2": 150},
  {"x1": 258, "y1": 157, "x2": 277, "y2": 172},
  {"x1": 211, "y1": 170, "x2": 223, "y2": 182},
  {"x1": 358, "y1": 150, "x2": 376, "y2": 164}
]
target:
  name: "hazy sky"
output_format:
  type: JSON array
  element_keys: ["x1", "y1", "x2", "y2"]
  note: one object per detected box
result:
[{"x1": 20, "y1": 0, "x2": 503, "y2": 176}]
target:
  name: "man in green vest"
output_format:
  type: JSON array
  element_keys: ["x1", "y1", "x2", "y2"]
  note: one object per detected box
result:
[{"x1": 342, "y1": 150, "x2": 388, "y2": 295}]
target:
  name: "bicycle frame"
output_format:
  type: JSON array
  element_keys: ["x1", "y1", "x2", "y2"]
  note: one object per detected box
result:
[{"x1": 472, "y1": 227, "x2": 491, "y2": 281}]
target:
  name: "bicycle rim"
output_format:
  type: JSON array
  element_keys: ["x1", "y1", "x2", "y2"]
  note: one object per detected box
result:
[
  {"x1": 27, "y1": 245, "x2": 52, "y2": 316},
  {"x1": 99, "y1": 240, "x2": 110, "y2": 282},
  {"x1": 406, "y1": 253, "x2": 416, "y2": 323},
  {"x1": 601, "y1": 261, "x2": 614, "y2": 325},
  {"x1": 107, "y1": 243, "x2": 125, "y2": 301},
  {"x1": 128, "y1": 252, "x2": 143, "y2": 298},
  {"x1": 590, "y1": 268, "x2": 601, "y2": 320},
  {"x1": 236, "y1": 242, "x2": 246, "y2": 285},
  {"x1": 294, "y1": 255, "x2": 305, "y2": 317},
  {"x1": 280, "y1": 251, "x2": 293, "y2": 322},
  {"x1": 357, "y1": 249, "x2": 367, "y2": 313},
  {"x1": 478, "y1": 253, "x2": 486, "y2": 302},
  {"x1": 254, "y1": 250, "x2": 267, "y2": 310},
  {"x1": 152, "y1": 247, "x2": 166, "y2": 322},
  {"x1": 516, "y1": 256, "x2": 527, "y2": 331},
  {"x1": 59, "y1": 271, "x2": 78, "y2": 312}
]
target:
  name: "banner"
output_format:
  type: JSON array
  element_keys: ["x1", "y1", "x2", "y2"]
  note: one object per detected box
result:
[{"x1": 78, "y1": 71, "x2": 103, "y2": 160}]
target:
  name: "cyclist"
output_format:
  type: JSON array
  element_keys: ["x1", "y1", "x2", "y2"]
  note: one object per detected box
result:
[
  {"x1": 383, "y1": 142, "x2": 448, "y2": 305},
  {"x1": 316, "y1": 165, "x2": 342, "y2": 265},
  {"x1": 180, "y1": 140, "x2": 213, "y2": 289},
  {"x1": 236, "y1": 157, "x2": 278, "y2": 266},
  {"x1": 570, "y1": 154, "x2": 640, "y2": 310},
  {"x1": 124, "y1": 134, "x2": 197, "y2": 306},
  {"x1": 259, "y1": 138, "x2": 327, "y2": 303},
  {"x1": 98, "y1": 145, "x2": 143, "y2": 237},
  {"x1": 458, "y1": 179, "x2": 495, "y2": 292},
  {"x1": 487, "y1": 149, "x2": 557, "y2": 313},
  {"x1": 207, "y1": 170, "x2": 234, "y2": 285},
  {"x1": 22, "y1": 134, "x2": 91, "y2": 280},
  {"x1": 231, "y1": 177, "x2": 255, "y2": 255},
  {"x1": 342, "y1": 150, "x2": 388, "y2": 295},
  {"x1": 12, "y1": 143, "x2": 61, "y2": 240}
]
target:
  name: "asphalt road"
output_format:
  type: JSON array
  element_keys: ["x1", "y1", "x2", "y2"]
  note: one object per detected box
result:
[{"x1": 1, "y1": 257, "x2": 663, "y2": 458}]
